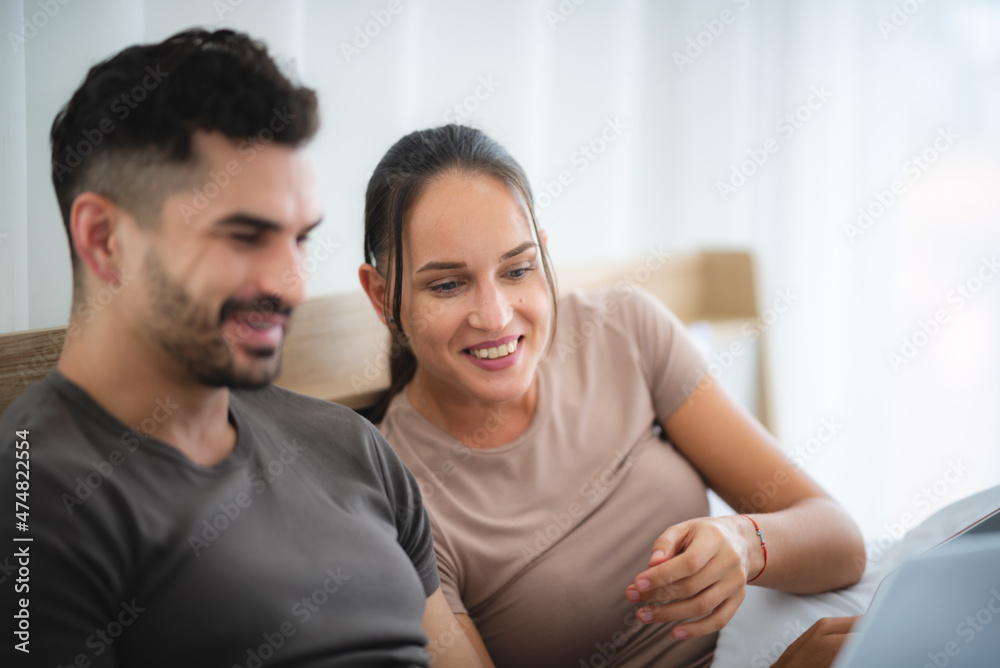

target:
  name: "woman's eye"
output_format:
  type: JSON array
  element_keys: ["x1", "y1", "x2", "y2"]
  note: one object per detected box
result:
[
  {"x1": 431, "y1": 280, "x2": 460, "y2": 293},
  {"x1": 508, "y1": 266, "x2": 532, "y2": 279}
]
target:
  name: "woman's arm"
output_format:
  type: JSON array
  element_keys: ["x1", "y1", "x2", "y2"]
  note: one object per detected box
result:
[
  {"x1": 423, "y1": 588, "x2": 488, "y2": 668},
  {"x1": 626, "y1": 376, "x2": 865, "y2": 637},
  {"x1": 455, "y1": 614, "x2": 497, "y2": 668},
  {"x1": 666, "y1": 376, "x2": 865, "y2": 591}
]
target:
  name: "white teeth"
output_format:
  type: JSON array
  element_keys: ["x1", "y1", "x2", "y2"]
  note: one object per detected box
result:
[{"x1": 471, "y1": 339, "x2": 519, "y2": 359}]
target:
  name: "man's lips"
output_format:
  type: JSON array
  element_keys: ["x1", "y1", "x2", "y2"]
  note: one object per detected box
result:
[{"x1": 225, "y1": 313, "x2": 286, "y2": 347}]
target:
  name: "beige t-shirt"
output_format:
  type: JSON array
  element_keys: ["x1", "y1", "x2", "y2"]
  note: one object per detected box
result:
[{"x1": 379, "y1": 287, "x2": 717, "y2": 667}]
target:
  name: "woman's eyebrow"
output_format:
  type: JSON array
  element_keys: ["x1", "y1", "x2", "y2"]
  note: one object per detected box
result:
[
  {"x1": 416, "y1": 260, "x2": 465, "y2": 274},
  {"x1": 416, "y1": 241, "x2": 537, "y2": 274},
  {"x1": 499, "y1": 241, "x2": 537, "y2": 262}
]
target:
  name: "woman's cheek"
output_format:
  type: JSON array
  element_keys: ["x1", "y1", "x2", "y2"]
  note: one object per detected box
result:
[{"x1": 410, "y1": 298, "x2": 441, "y2": 336}]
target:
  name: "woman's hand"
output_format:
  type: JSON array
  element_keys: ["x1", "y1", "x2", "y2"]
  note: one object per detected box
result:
[{"x1": 624, "y1": 516, "x2": 760, "y2": 639}]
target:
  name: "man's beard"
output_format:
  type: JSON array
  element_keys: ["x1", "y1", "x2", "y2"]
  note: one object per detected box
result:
[{"x1": 143, "y1": 248, "x2": 292, "y2": 389}]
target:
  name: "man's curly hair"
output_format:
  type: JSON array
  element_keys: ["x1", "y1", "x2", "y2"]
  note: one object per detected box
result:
[{"x1": 49, "y1": 28, "x2": 320, "y2": 294}]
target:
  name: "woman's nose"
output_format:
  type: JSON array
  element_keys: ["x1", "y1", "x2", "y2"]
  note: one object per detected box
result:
[{"x1": 468, "y1": 282, "x2": 512, "y2": 332}]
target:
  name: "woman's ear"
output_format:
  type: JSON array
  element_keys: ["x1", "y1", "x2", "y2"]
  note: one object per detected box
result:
[
  {"x1": 71, "y1": 191, "x2": 127, "y2": 283},
  {"x1": 540, "y1": 229, "x2": 549, "y2": 249},
  {"x1": 358, "y1": 263, "x2": 391, "y2": 325}
]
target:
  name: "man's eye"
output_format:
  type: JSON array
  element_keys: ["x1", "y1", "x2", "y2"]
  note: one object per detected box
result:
[{"x1": 233, "y1": 233, "x2": 262, "y2": 244}]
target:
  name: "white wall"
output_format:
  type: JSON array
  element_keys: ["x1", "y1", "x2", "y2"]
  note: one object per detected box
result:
[{"x1": 2, "y1": 0, "x2": 999, "y2": 538}]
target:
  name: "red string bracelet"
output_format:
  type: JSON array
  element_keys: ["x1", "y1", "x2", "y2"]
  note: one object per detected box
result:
[{"x1": 741, "y1": 515, "x2": 767, "y2": 583}]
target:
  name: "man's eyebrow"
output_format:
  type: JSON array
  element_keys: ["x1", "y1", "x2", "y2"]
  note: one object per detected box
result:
[
  {"x1": 415, "y1": 241, "x2": 538, "y2": 274},
  {"x1": 213, "y1": 214, "x2": 324, "y2": 235},
  {"x1": 300, "y1": 218, "x2": 324, "y2": 235},
  {"x1": 213, "y1": 214, "x2": 283, "y2": 232}
]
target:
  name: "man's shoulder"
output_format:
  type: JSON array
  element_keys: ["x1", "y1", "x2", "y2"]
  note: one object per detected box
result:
[
  {"x1": 231, "y1": 383, "x2": 364, "y2": 425},
  {"x1": 0, "y1": 372, "x2": 77, "y2": 442},
  {"x1": 230, "y1": 383, "x2": 383, "y2": 454}
]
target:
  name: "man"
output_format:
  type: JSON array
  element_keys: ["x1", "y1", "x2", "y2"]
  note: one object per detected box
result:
[{"x1": 0, "y1": 29, "x2": 481, "y2": 667}]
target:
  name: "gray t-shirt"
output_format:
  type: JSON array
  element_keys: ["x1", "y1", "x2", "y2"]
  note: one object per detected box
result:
[{"x1": 0, "y1": 371, "x2": 438, "y2": 667}]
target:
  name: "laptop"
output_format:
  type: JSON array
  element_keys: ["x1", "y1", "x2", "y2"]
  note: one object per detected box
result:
[{"x1": 832, "y1": 508, "x2": 1000, "y2": 667}]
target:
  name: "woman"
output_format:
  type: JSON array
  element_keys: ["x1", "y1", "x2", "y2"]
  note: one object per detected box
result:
[{"x1": 358, "y1": 125, "x2": 864, "y2": 668}]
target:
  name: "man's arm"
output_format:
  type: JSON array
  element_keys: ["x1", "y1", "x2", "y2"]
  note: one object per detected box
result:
[
  {"x1": 771, "y1": 616, "x2": 860, "y2": 668},
  {"x1": 423, "y1": 588, "x2": 487, "y2": 668}
]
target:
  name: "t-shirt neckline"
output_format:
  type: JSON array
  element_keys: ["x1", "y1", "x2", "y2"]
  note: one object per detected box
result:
[
  {"x1": 46, "y1": 369, "x2": 254, "y2": 475},
  {"x1": 396, "y1": 367, "x2": 551, "y2": 456}
]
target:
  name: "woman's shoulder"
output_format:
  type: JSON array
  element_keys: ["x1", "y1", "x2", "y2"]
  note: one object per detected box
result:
[
  {"x1": 375, "y1": 384, "x2": 431, "y2": 453},
  {"x1": 556, "y1": 285, "x2": 679, "y2": 335}
]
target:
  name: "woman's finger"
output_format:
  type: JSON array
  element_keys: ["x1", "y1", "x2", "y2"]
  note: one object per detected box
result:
[{"x1": 635, "y1": 581, "x2": 735, "y2": 626}]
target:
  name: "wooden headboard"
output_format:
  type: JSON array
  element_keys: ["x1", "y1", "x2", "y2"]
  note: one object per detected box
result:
[{"x1": 0, "y1": 250, "x2": 768, "y2": 426}]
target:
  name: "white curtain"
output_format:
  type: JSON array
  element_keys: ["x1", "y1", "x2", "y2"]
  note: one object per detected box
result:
[
  {"x1": 2, "y1": 0, "x2": 998, "y2": 538},
  {"x1": 0, "y1": 1, "x2": 28, "y2": 332}
]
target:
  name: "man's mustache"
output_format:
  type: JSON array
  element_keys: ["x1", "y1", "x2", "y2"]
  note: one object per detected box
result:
[{"x1": 218, "y1": 296, "x2": 293, "y2": 323}]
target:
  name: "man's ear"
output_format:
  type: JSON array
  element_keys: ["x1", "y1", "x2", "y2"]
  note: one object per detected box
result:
[
  {"x1": 358, "y1": 263, "x2": 391, "y2": 325},
  {"x1": 70, "y1": 192, "x2": 128, "y2": 284}
]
